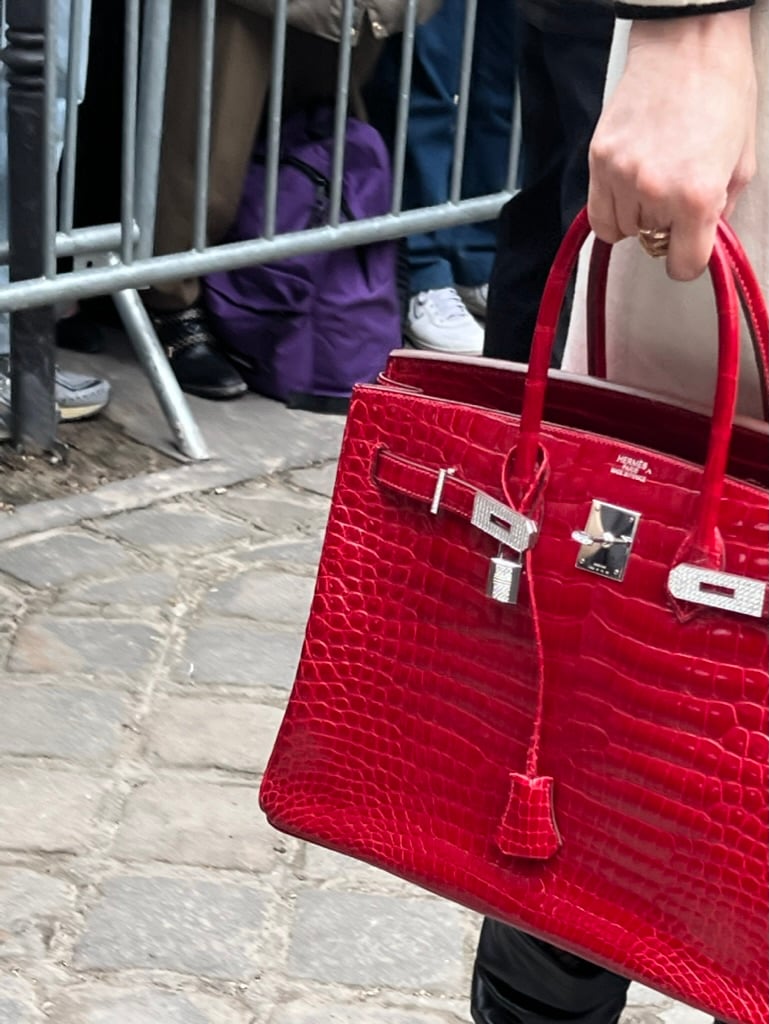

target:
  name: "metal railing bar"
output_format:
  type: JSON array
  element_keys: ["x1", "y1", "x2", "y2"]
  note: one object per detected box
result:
[
  {"x1": 59, "y1": 0, "x2": 86, "y2": 233},
  {"x1": 328, "y1": 0, "x2": 355, "y2": 228},
  {"x1": 120, "y1": 0, "x2": 140, "y2": 264},
  {"x1": 0, "y1": 224, "x2": 138, "y2": 265},
  {"x1": 134, "y1": 0, "x2": 172, "y2": 260},
  {"x1": 263, "y1": 0, "x2": 288, "y2": 240},
  {"x1": 390, "y1": 0, "x2": 418, "y2": 216},
  {"x1": 506, "y1": 77, "x2": 522, "y2": 193},
  {"x1": 449, "y1": 0, "x2": 477, "y2": 205},
  {"x1": 43, "y1": 0, "x2": 57, "y2": 278},
  {"x1": 192, "y1": 0, "x2": 215, "y2": 251},
  {"x1": 0, "y1": 192, "x2": 515, "y2": 312}
]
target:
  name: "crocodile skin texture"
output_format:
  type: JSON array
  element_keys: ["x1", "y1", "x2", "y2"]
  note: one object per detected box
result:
[{"x1": 260, "y1": 218, "x2": 769, "y2": 1024}]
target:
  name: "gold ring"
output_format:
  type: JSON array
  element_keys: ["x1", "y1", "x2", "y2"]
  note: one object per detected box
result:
[{"x1": 638, "y1": 227, "x2": 671, "y2": 259}]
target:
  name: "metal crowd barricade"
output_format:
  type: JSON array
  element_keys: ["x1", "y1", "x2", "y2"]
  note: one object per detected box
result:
[{"x1": 0, "y1": 0, "x2": 519, "y2": 461}]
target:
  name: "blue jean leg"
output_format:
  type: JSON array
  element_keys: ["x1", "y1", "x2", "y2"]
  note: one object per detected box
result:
[{"x1": 449, "y1": 0, "x2": 517, "y2": 287}]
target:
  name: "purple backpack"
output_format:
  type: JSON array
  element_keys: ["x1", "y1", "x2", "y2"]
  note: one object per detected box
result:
[{"x1": 204, "y1": 106, "x2": 401, "y2": 411}]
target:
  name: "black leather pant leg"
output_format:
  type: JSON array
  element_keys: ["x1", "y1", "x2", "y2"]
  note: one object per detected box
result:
[{"x1": 471, "y1": 919, "x2": 630, "y2": 1024}]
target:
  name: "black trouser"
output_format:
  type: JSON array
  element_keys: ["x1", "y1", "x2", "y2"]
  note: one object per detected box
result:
[
  {"x1": 472, "y1": 918, "x2": 729, "y2": 1024},
  {"x1": 471, "y1": 918, "x2": 630, "y2": 1024},
  {"x1": 483, "y1": 16, "x2": 613, "y2": 366}
]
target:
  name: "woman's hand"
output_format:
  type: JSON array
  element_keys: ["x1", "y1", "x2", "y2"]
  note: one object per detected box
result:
[{"x1": 588, "y1": 11, "x2": 757, "y2": 281}]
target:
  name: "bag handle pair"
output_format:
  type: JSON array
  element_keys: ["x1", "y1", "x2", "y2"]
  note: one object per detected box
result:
[
  {"x1": 516, "y1": 209, "x2": 764, "y2": 567},
  {"x1": 586, "y1": 223, "x2": 769, "y2": 420}
]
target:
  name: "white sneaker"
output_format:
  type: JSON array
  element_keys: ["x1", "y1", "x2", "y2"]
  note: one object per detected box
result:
[
  {"x1": 456, "y1": 283, "x2": 488, "y2": 319},
  {"x1": 405, "y1": 287, "x2": 484, "y2": 355}
]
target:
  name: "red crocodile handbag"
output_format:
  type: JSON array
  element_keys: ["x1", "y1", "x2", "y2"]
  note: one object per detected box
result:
[{"x1": 260, "y1": 211, "x2": 769, "y2": 1024}]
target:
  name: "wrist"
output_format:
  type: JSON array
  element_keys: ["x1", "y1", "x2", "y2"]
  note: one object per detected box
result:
[{"x1": 629, "y1": 9, "x2": 752, "y2": 52}]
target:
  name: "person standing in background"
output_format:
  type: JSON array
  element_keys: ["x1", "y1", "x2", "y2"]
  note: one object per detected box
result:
[
  {"x1": 144, "y1": 0, "x2": 440, "y2": 401},
  {"x1": 0, "y1": 0, "x2": 111, "y2": 430},
  {"x1": 367, "y1": 0, "x2": 518, "y2": 356},
  {"x1": 482, "y1": 0, "x2": 614, "y2": 365},
  {"x1": 472, "y1": 6, "x2": 765, "y2": 1024}
]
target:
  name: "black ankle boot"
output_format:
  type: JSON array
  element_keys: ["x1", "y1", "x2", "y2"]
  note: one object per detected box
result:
[{"x1": 151, "y1": 303, "x2": 247, "y2": 401}]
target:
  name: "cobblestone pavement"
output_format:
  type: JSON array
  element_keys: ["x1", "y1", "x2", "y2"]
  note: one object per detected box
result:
[{"x1": 0, "y1": 455, "x2": 712, "y2": 1024}]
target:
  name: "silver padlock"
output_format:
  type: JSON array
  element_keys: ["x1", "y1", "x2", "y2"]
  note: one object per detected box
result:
[{"x1": 486, "y1": 555, "x2": 523, "y2": 604}]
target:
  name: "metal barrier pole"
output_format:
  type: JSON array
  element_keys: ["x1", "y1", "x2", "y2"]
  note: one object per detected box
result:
[
  {"x1": 134, "y1": 0, "x2": 171, "y2": 261},
  {"x1": 2, "y1": 0, "x2": 58, "y2": 452}
]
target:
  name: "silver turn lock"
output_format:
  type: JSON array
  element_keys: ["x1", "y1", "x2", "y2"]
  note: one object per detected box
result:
[{"x1": 470, "y1": 493, "x2": 536, "y2": 607}]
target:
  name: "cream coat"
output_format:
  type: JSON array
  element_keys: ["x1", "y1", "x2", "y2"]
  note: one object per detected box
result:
[
  {"x1": 562, "y1": 4, "x2": 768, "y2": 419},
  {"x1": 227, "y1": 0, "x2": 442, "y2": 43}
]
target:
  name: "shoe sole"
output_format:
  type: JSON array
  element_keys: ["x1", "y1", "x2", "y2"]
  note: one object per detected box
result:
[
  {"x1": 180, "y1": 381, "x2": 248, "y2": 401},
  {"x1": 403, "y1": 330, "x2": 484, "y2": 357},
  {"x1": 58, "y1": 401, "x2": 108, "y2": 421}
]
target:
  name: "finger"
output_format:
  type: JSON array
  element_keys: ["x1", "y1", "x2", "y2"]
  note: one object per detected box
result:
[
  {"x1": 665, "y1": 214, "x2": 719, "y2": 281},
  {"x1": 587, "y1": 148, "x2": 623, "y2": 243},
  {"x1": 724, "y1": 144, "x2": 756, "y2": 220}
]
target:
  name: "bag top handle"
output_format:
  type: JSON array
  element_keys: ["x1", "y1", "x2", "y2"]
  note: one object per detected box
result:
[
  {"x1": 586, "y1": 223, "x2": 769, "y2": 420},
  {"x1": 515, "y1": 208, "x2": 743, "y2": 564}
]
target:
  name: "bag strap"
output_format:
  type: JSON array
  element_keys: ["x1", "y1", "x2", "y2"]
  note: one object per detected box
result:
[
  {"x1": 586, "y1": 225, "x2": 769, "y2": 421},
  {"x1": 516, "y1": 208, "x2": 745, "y2": 568}
]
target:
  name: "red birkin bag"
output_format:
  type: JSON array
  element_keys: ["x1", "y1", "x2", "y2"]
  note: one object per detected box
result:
[{"x1": 260, "y1": 211, "x2": 769, "y2": 1024}]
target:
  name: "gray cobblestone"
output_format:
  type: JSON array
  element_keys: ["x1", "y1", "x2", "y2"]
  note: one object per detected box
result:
[
  {"x1": 112, "y1": 778, "x2": 279, "y2": 872},
  {"x1": 9, "y1": 617, "x2": 162, "y2": 676},
  {"x1": 272, "y1": 1006, "x2": 460, "y2": 1024},
  {"x1": 49, "y1": 985, "x2": 252, "y2": 1024},
  {"x1": 95, "y1": 507, "x2": 253, "y2": 550},
  {"x1": 0, "y1": 767, "x2": 106, "y2": 853},
  {"x1": 289, "y1": 463, "x2": 339, "y2": 499},
  {"x1": 0, "y1": 685, "x2": 129, "y2": 762},
  {"x1": 235, "y1": 536, "x2": 323, "y2": 570},
  {"x1": 146, "y1": 697, "x2": 283, "y2": 773},
  {"x1": 0, "y1": 531, "x2": 138, "y2": 588},
  {"x1": 287, "y1": 891, "x2": 467, "y2": 990},
  {"x1": 74, "y1": 876, "x2": 267, "y2": 980},
  {"x1": 0, "y1": 978, "x2": 42, "y2": 1024},
  {"x1": 203, "y1": 570, "x2": 315, "y2": 623},
  {"x1": 180, "y1": 622, "x2": 303, "y2": 688},
  {"x1": 299, "y1": 846, "x2": 424, "y2": 893},
  {"x1": 64, "y1": 570, "x2": 178, "y2": 606},
  {"x1": 210, "y1": 485, "x2": 329, "y2": 536},
  {"x1": 0, "y1": 868, "x2": 77, "y2": 959}
]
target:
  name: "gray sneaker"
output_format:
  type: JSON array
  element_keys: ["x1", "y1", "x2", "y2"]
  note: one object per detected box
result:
[
  {"x1": 0, "y1": 359, "x2": 110, "y2": 423},
  {"x1": 53, "y1": 368, "x2": 111, "y2": 420}
]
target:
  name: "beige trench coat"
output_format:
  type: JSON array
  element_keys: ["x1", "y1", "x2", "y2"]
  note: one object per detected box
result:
[
  {"x1": 563, "y1": 4, "x2": 769, "y2": 420},
  {"x1": 227, "y1": 0, "x2": 443, "y2": 42}
]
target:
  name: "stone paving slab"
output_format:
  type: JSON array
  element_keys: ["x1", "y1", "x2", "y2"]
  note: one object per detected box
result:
[
  {"x1": 74, "y1": 876, "x2": 268, "y2": 980},
  {"x1": 112, "y1": 778, "x2": 279, "y2": 872},
  {"x1": 145, "y1": 697, "x2": 283, "y2": 773},
  {"x1": 93, "y1": 506, "x2": 254, "y2": 551},
  {"x1": 8, "y1": 616, "x2": 162, "y2": 677},
  {"x1": 286, "y1": 892, "x2": 467, "y2": 990},
  {"x1": 50, "y1": 984, "x2": 253, "y2": 1024},
  {"x1": 0, "y1": 684, "x2": 129, "y2": 762},
  {"x1": 202, "y1": 571, "x2": 315, "y2": 624},
  {"x1": 208, "y1": 485, "x2": 330, "y2": 537},
  {"x1": 180, "y1": 621, "x2": 304, "y2": 689},
  {"x1": 0, "y1": 977, "x2": 43, "y2": 1024},
  {"x1": 64, "y1": 569, "x2": 178, "y2": 607},
  {"x1": 0, "y1": 867, "x2": 78, "y2": 959},
  {"x1": 0, "y1": 767, "x2": 108, "y2": 853},
  {"x1": 0, "y1": 531, "x2": 140, "y2": 588},
  {"x1": 273, "y1": 1005, "x2": 463, "y2": 1024}
]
